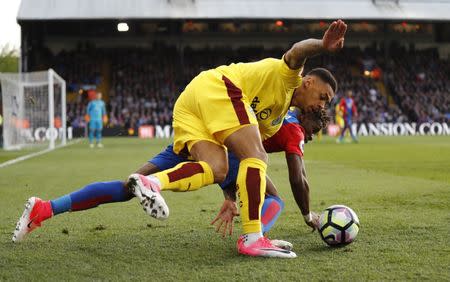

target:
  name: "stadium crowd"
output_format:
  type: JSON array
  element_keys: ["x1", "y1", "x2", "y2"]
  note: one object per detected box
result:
[
  {"x1": 387, "y1": 47, "x2": 449, "y2": 123},
  {"x1": 59, "y1": 44, "x2": 448, "y2": 130}
]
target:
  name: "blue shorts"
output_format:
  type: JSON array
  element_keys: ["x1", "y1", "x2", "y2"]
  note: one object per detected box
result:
[
  {"x1": 149, "y1": 144, "x2": 239, "y2": 190},
  {"x1": 89, "y1": 120, "x2": 103, "y2": 130}
]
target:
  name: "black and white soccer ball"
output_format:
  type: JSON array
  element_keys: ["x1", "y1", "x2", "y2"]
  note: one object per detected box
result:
[{"x1": 318, "y1": 205, "x2": 360, "y2": 247}]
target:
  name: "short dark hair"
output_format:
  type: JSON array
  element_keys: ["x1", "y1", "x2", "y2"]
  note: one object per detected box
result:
[
  {"x1": 300, "y1": 107, "x2": 331, "y2": 132},
  {"x1": 306, "y1": 68, "x2": 338, "y2": 93},
  {"x1": 298, "y1": 107, "x2": 331, "y2": 143}
]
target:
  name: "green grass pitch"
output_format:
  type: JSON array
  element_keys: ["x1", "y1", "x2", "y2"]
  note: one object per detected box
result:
[{"x1": 0, "y1": 136, "x2": 449, "y2": 281}]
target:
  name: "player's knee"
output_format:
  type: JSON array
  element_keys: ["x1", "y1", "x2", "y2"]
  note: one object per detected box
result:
[
  {"x1": 253, "y1": 149, "x2": 268, "y2": 164},
  {"x1": 208, "y1": 161, "x2": 228, "y2": 183}
]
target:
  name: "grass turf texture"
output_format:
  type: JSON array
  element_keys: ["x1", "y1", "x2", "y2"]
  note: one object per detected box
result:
[{"x1": 0, "y1": 136, "x2": 449, "y2": 281}]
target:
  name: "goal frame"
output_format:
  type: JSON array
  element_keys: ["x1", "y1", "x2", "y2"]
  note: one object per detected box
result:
[{"x1": 0, "y1": 69, "x2": 66, "y2": 150}]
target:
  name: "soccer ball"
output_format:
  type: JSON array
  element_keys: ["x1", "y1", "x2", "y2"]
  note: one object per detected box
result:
[{"x1": 318, "y1": 205, "x2": 360, "y2": 246}]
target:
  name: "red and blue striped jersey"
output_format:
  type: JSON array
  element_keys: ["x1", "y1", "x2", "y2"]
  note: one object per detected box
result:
[{"x1": 263, "y1": 110, "x2": 305, "y2": 157}]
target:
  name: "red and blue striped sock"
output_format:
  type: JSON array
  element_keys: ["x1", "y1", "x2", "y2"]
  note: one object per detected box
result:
[{"x1": 50, "y1": 181, "x2": 133, "y2": 215}]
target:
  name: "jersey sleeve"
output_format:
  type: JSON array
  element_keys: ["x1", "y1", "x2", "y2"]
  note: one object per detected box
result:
[
  {"x1": 273, "y1": 123, "x2": 304, "y2": 157},
  {"x1": 86, "y1": 102, "x2": 92, "y2": 116},
  {"x1": 339, "y1": 98, "x2": 345, "y2": 108},
  {"x1": 235, "y1": 57, "x2": 302, "y2": 92},
  {"x1": 351, "y1": 99, "x2": 358, "y2": 116},
  {"x1": 102, "y1": 101, "x2": 106, "y2": 116}
]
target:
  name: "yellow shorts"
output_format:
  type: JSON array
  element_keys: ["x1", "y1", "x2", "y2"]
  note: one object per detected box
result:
[{"x1": 172, "y1": 70, "x2": 258, "y2": 154}]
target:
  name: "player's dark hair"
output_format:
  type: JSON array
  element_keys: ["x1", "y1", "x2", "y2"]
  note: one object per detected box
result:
[
  {"x1": 307, "y1": 68, "x2": 338, "y2": 93},
  {"x1": 308, "y1": 107, "x2": 330, "y2": 131},
  {"x1": 300, "y1": 107, "x2": 331, "y2": 139},
  {"x1": 315, "y1": 107, "x2": 331, "y2": 130}
]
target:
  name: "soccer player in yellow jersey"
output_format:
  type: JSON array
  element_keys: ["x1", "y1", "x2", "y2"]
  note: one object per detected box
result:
[
  {"x1": 127, "y1": 20, "x2": 347, "y2": 258},
  {"x1": 335, "y1": 102, "x2": 345, "y2": 130}
]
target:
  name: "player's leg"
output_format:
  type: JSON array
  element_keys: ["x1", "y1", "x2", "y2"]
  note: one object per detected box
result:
[
  {"x1": 88, "y1": 121, "x2": 95, "y2": 148},
  {"x1": 221, "y1": 125, "x2": 295, "y2": 258},
  {"x1": 348, "y1": 120, "x2": 358, "y2": 143},
  {"x1": 133, "y1": 144, "x2": 187, "y2": 176},
  {"x1": 261, "y1": 194, "x2": 284, "y2": 234},
  {"x1": 132, "y1": 141, "x2": 225, "y2": 192},
  {"x1": 127, "y1": 141, "x2": 224, "y2": 220},
  {"x1": 96, "y1": 121, "x2": 103, "y2": 147},
  {"x1": 338, "y1": 120, "x2": 348, "y2": 142},
  {"x1": 13, "y1": 181, "x2": 133, "y2": 242},
  {"x1": 222, "y1": 125, "x2": 267, "y2": 237},
  {"x1": 148, "y1": 141, "x2": 225, "y2": 191},
  {"x1": 260, "y1": 193, "x2": 293, "y2": 251},
  {"x1": 127, "y1": 74, "x2": 232, "y2": 219},
  {"x1": 126, "y1": 142, "x2": 204, "y2": 217},
  {"x1": 135, "y1": 162, "x2": 160, "y2": 175},
  {"x1": 219, "y1": 153, "x2": 284, "y2": 235},
  {"x1": 13, "y1": 144, "x2": 188, "y2": 242},
  {"x1": 216, "y1": 152, "x2": 290, "y2": 250}
]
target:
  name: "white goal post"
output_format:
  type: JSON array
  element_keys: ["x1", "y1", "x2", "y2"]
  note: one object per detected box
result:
[{"x1": 0, "y1": 69, "x2": 67, "y2": 151}]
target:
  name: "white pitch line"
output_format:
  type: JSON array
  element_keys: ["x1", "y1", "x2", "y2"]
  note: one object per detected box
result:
[{"x1": 0, "y1": 139, "x2": 82, "y2": 169}]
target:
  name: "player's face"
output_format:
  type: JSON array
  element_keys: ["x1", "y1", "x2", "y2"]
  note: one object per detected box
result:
[
  {"x1": 96, "y1": 93, "x2": 102, "y2": 100},
  {"x1": 292, "y1": 76, "x2": 334, "y2": 111}
]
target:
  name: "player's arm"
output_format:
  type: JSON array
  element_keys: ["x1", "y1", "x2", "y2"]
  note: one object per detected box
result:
[
  {"x1": 222, "y1": 185, "x2": 236, "y2": 202},
  {"x1": 286, "y1": 153, "x2": 319, "y2": 230},
  {"x1": 212, "y1": 174, "x2": 279, "y2": 237},
  {"x1": 284, "y1": 20, "x2": 347, "y2": 69},
  {"x1": 102, "y1": 102, "x2": 108, "y2": 124},
  {"x1": 85, "y1": 102, "x2": 92, "y2": 122},
  {"x1": 352, "y1": 101, "x2": 358, "y2": 118},
  {"x1": 265, "y1": 175, "x2": 280, "y2": 198},
  {"x1": 87, "y1": 101, "x2": 92, "y2": 114}
]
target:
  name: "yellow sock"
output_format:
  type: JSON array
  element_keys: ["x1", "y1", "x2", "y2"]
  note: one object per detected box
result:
[
  {"x1": 153, "y1": 161, "x2": 214, "y2": 192},
  {"x1": 236, "y1": 158, "x2": 267, "y2": 234}
]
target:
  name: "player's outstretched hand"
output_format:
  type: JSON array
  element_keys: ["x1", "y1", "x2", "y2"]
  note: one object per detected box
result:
[
  {"x1": 211, "y1": 199, "x2": 239, "y2": 237},
  {"x1": 304, "y1": 211, "x2": 320, "y2": 232},
  {"x1": 323, "y1": 19, "x2": 347, "y2": 52}
]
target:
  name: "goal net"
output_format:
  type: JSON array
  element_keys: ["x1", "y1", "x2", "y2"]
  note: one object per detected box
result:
[{"x1": 0, "y1": 69, "x2": 66, "y2": 151}]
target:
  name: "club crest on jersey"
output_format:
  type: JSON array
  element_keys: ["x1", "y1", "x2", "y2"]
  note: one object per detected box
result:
[{"x1": 271, "y1": 116, "x2": 282, "y2": 126}]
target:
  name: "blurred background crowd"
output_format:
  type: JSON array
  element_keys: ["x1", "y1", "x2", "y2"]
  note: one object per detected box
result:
[{"x1": 45, "y1": 43, "x2": 450, "y2": 130}]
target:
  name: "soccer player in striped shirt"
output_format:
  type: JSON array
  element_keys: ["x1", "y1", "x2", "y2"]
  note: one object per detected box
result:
[
  {"x1": 12, "y1": 108, "x2": 329, "y2": 255},
  {"x1": 13, "y1": 20, "x2": 346, "y2": 258}
]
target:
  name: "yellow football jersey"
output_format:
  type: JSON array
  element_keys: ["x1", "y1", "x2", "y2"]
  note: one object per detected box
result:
[
  {"x1": 335, "y1": 104, "x2": 344, "y2": 128},
  {"x1": 214, "y1": 57, "x2": 302, "y2": 140}
]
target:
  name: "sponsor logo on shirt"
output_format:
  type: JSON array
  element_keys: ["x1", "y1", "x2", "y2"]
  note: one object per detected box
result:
[
  {"x1": 271, "y1": 116, "x2": 282, "y2": 126},
  {"x1": 250, "y1": 97, "x2": 260, "y2": 113},
  {"x1": 257, "y1": 108, "x2": 272, "y2": 120}
]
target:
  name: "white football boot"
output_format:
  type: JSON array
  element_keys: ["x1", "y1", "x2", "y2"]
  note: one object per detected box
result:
[
  {"x1": 270, "y1": 239, "x2": 294, "y2": 251},
  {"x1": 127, "y1": 174, "x2": 169, "y2": 220}
]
